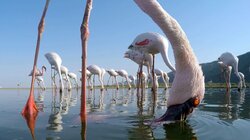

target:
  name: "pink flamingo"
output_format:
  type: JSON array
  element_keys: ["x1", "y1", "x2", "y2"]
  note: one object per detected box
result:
[
  {"x1": 128, "y1": 32, "x2": 175, "y2": 92},
  {"x1": 29, "y1": 66, "x2": 46, "y2": 77},
  {"x1": 134, "y1": 0, "x2": 205, "y2": 121},
  {"x1": 29, "y1": 66, "x2": 46, "y2": 90},
  {"x1": 218, "y1": 52, "x2": 243, "y2": 91},
  {"x1": 22, "y1": 1, "x2": 50, "y2": 139},
  {"x1": 219, "y1": 61, "x2": 246, "y2": 90}
]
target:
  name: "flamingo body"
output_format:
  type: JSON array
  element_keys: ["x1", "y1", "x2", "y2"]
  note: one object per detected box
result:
[
  {"x1": 218, "y1": 52, "x2": 242, "y2": 90},
  {"x1": 87, "y1": 65, "x2": 105, "y2": 90},
  {"x1": 134, "y1": 0, "x2": 205, "y2": 121}
]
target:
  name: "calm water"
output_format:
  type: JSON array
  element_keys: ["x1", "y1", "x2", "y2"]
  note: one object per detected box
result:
[{"x1": 0, "y1": 87, "x2": 250, "y2": 140}]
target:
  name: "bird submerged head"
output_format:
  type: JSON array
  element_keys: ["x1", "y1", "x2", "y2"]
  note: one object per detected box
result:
[{"x1": 155, "y1": 96, "x2": 200, "y2": 122}]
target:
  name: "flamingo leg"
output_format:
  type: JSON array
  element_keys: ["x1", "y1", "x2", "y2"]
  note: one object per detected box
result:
[
  {"x1": 151, "y1": 54, "x2": 156, "y2": 93},
  {"x1": 22, "y1": 1, "x2": 50, "y2": 140},
  {"x1": 114, "y1": 76, "x2": 119, "y2": 89},
  {"x1": 106, "y1": 76, "x2": 111, "y2": 89},
  {"x1": 80, "y1": 0, "x2": 93, "y2": 123}
]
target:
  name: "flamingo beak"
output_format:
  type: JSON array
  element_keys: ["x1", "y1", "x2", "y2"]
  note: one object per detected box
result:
[
  {"x1": 155, "y1": 97, "x2": 200, "y2": 121},
  {"x1": 124, "y1": 52, "x2": 129, "y2": 58},
  {"x1": 128, "y1": 44, "x2": 133, "y2": 49}
]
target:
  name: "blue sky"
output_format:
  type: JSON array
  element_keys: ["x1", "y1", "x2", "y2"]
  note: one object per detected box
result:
[{"x1": 0, "y1": 0, "x2": 249, "y2": 88}]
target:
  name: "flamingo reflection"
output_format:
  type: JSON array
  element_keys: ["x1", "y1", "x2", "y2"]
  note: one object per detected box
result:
[{"x1": 47, "y1": 90, "x2": 63, "y2": 132}]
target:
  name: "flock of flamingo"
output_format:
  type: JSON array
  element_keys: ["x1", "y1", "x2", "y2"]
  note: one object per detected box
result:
[{"x1": 21, "y1": 0, "x2": 248, "y2": 132}]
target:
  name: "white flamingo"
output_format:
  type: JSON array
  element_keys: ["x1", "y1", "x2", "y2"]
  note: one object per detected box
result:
[
  {"x1": 128, "y1": 32, "x2": 175, "y2": 91},
  {"x1": 116, "y1": 69, "x2": 131, "y2": 89},
  {"x1": 79, "y1": 69, "x2": 93, "y2": 89},
  {"x1": 154, "y1": 68, "x2": 169, "y2": 90},
  {"x1": 124, "y1": 49, "x2": 152, "y2": 74},
  {"x1": 124, "y1": 49, "x2": 153, "y2": 89},
  {"x1": 128, "y1": 75, "x2": 136, "y2": 88},
  {"x1": 134, "y1": 0, "x2": 205, "y2": 121},
  {"x1": 218, "y1": 52, "x2": 242, "y2": 91},
  {"x1": 60, "y1": 65, "x2": 72, "y2": 91},
  {"x1": 87, "y1": 65, "x2": 105, "y2": 90},
  {"x1": 35, "y1": 76, "x2": 46, "y2": 90},
  {"x1": 106, "y1": 69, "x2": 119, "y2": 89},
  {"x1": 68, "y1": 72, "x2": 78, "y2": 89},
  {"x1": 45, "y1": 52, "x2": 64, "y2": 93}
]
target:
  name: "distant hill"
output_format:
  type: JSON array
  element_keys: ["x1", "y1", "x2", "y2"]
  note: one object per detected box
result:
[{"x1": 168, "y1": 51, "x2": 250, "y2": 83}]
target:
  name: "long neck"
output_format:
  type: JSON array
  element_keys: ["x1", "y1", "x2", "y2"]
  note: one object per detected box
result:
[
  {"x1": 41, "y1": 67, "x2": 45, "y2": 76},
  {"x1": 134, "y1": 0, "x2": 204, "y2": 106},
  {"x1": 159, "y1": 39, "x2": 176, "y2": 72}
]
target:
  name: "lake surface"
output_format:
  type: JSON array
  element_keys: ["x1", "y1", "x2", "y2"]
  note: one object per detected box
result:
[{"x1": 0, "y1": 87, "x2": 250, "y2": 140}]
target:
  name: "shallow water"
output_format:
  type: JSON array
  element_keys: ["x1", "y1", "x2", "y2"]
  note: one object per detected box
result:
[{"x1": 0, "y1": 88, "x2": 250, "y2": 140}]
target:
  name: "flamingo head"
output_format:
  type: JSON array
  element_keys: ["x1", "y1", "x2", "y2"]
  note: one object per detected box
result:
[{"x1": 156, "y1": 96, "x2": 200, "y2": 121}]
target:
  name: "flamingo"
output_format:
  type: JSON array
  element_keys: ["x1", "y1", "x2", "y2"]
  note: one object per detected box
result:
[
  {"x1": 29, "y1": 66, "x2": 46, "y2": 77},
  {"x1": 79, "y1": 69, "x2": 93, "y2": 89},
  {"x1": 28, "y1": 66, "x2": 46, "y2": 90},
  {"x1": 60, "y1": 65, "x2": 72, "y2": 91},
  {"x1": 68, "y1": 72, "x2": 79, "y2": 89},
  {"x1": 22, "y1": 1, "x2": 50, "y2": 139},
  {"x1": 124, "y1": 49, "x2": 152, "y2": 75},
  {"x1": 106, "y1": 69, "x2": 119, "y2": 89},
  {"x1": 218, "y1": 61, "x2": 232, "y2": 90},
  {"x1": 128, "y1": 32, "x2": 175, "y2": 92},
  {"x1": 133, "y1": 0, "x2": 205, "y2": 121},
  {"x1": 128, "y1": 75, "x2": 136, "y2": 88},
  {"x1": 36, "y1": 76, "x2": 46, "y2": 90},
  {"x1": 87, "y1": 65, "x2": 105, "y2": 90},
  {"x1": 124, "y1": 49, "x2": 153, "y2": 89},
  {"x1": 154, "y1": 68, "x2": 169, "y2": 90},
  {"x1": 116, "y1": 69, "x2": 131, "y2": 89},
  {"x1": 218, "y1": 52, "x2": 242, "y2": 91},
  {"x1": 45, "y1": 52, "x2": 64, "y2": 93}
]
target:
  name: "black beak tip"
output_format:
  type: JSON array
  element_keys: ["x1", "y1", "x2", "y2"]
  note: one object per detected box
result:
[{"x1": 128, "y1": 44, "x2": 133, "y2": 49}]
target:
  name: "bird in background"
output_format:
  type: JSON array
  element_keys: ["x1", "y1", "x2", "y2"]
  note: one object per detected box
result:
[
  {"x1": 28, "y1": 65, "x2": 46, "y2": 90},
  {"x1": 106, "y1": 69, "x2": 119, "y2": 90},
  {"x1": 29, "y1": 65, "x2": 46, "y2": 77},
  {"x1": 128, "y1": 32, "x2": 176, "y2": 92},
  {"x1": 218, "y1": 52, "x2": 243, "y2": 91},
  {"x1": 60, "y1": 65, "x2": 72, "y2": 91},
  {"x1": 45, "y1": 52, "x2": 64, "y2": 93},
  {"x1": 68, "y1": 72, "x2": 79, "y2": 89},
  {"x1": 154, "y1": 68, "x2": 169, "y2": 90},
  {"x1": 116, "y1": 69, "x2": 131, "y2": 89},
  {"x1": 35, "y1": 76, "x2": 46, "y2": 90},
  {"x1": 87, "y1": 65, "x2": 105, "y2": 91}
]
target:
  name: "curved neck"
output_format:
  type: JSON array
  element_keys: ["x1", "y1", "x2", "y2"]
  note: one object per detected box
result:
[{"x1": 134, "y1": 0, "x2": 205, "y2": 106}]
